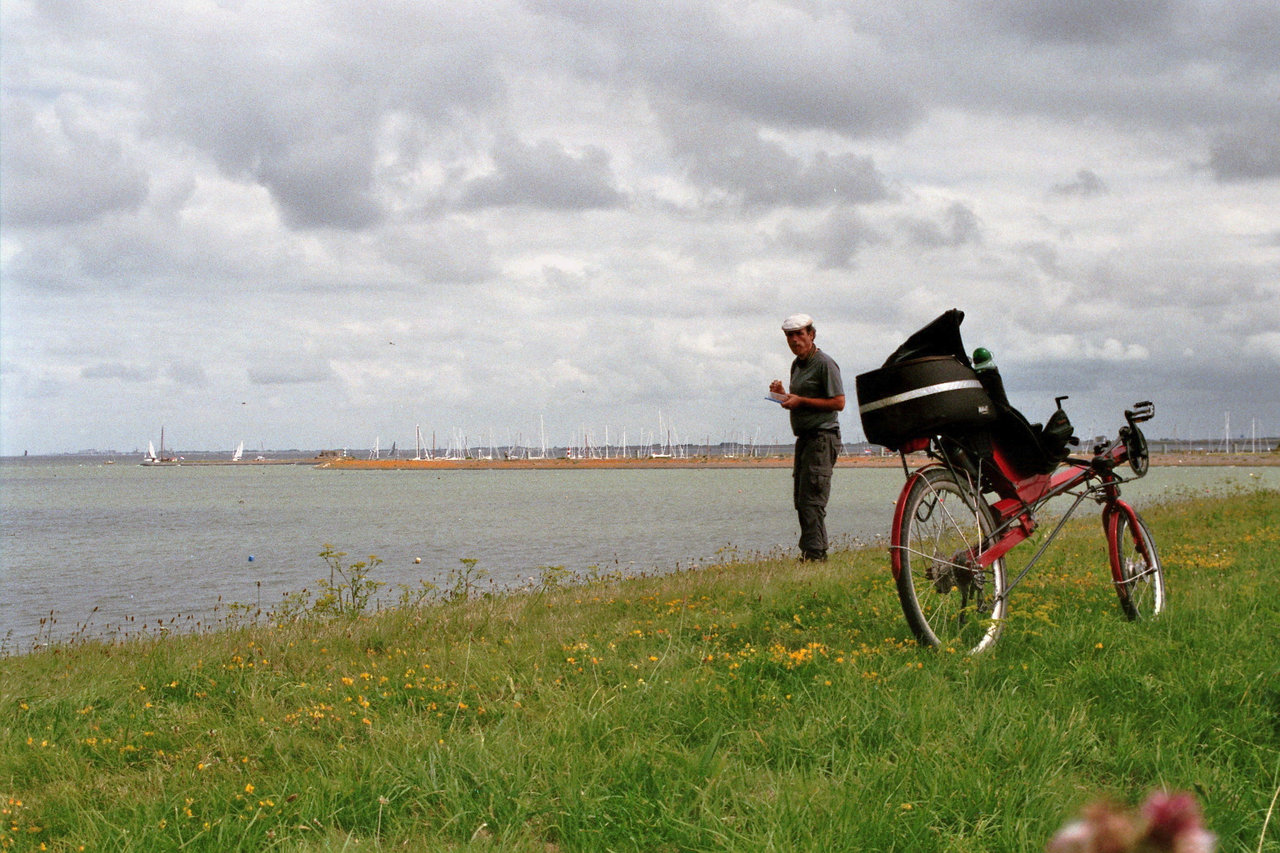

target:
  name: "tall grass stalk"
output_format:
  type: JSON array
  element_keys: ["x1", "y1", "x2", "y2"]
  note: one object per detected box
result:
[{"x1": 2, "y1": 488, "x2": 1277, "y2": 851}]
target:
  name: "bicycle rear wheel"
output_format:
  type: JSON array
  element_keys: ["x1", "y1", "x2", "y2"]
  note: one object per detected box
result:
[
  {"x1": 1108, "y1": 506, "x2": 1165, "y2": 620},
  {"x1": 893, "y1": 466, "x2": 1007, "y2": 654}
]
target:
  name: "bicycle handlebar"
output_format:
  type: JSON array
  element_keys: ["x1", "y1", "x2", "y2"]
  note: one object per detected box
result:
[
  {"x1": 1072, "y1": 400, "x2": 1153, "y2": 480},
  {"x1": 1126, "y1": 401, "x2": 1155, "y2": 425},
  {"x1": 1086, "y1": 400, "x2": 1153, "y2": 478}
]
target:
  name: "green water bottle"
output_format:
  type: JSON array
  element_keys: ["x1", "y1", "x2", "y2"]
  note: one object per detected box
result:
[{"x1": 972, "y1": 346, "x2": 1006, "y2": 404}]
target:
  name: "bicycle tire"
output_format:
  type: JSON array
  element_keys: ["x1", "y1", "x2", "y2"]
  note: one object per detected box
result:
[
  {"x1": 892, "y1": 466, "x2": 1007, "y2": 654},
  {"x1": 1108, "y1": 506, "x2": 1165, "y2": 621}
]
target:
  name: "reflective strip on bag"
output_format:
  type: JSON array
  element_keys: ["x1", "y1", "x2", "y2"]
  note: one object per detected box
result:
[{"x1": 857, "y1": 379, "x2": 985, "y2": 414}]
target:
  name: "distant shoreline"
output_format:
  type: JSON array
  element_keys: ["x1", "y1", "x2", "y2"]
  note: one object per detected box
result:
[
  {"x1": 313, "y1": 451, "x2": 1279, "y2": 471},
  {"x1": 13, "y1": 451, "x2": 1271, "y2": 469}
]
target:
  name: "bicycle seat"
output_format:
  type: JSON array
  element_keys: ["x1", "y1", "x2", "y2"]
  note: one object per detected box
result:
[{"x1": 987, "y1": 404, "x2": 1075, "y2": 477}]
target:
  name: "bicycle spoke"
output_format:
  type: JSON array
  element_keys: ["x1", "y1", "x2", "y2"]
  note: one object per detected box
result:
[
  {"x1": 1109, "y1": 508, "x2": 1166, "y2": 621},
  {"x1": 920, "y1": 479, "x2": 983, "y2": 556},
  {"x1": 893, "y1": 467, "x2": 1007, "y2": 653}
]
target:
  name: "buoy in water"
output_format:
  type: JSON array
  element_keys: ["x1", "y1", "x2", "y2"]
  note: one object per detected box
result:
[
  {"x1": 413, "y1": 557, "x2": 422, "y2": 564},
  {"x1": 248, "y1": 555, "x2": 255, "y2": 562}
]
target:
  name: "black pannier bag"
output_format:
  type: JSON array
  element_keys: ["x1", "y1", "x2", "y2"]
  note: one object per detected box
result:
[
  {"x1": 855, "y1": 310, "x2": 997, "y2": 451},
  {"x1": 856, "y1": 356, "x2": 996, "y2": 450},
  {"x1": 855, "y1": 308, "x2": 1075, "y2": 473}
]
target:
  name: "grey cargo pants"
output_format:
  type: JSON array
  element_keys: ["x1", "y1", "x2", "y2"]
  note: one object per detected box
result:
[{"x1": 792, "y1": 429, "x2": 840, "y2": 558}]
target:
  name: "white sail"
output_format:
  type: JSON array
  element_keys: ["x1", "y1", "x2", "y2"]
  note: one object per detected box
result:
[{"x1": 232, "y1": 441, "x2": 244, "y2": 462}]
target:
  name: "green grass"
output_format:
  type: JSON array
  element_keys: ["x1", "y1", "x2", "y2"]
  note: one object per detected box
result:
[{"x1": 3, "y1": 487, "x2": 1278, "y2": 852}]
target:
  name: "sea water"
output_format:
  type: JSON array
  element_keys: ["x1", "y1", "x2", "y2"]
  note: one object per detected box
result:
[{"x1": 1, "y1": 458, "x2": 1274, "y2": 649}]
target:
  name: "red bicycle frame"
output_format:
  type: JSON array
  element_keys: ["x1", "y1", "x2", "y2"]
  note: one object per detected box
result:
[{"x1": 890, "y1": 417, "x2": 1147, "y2": 602}]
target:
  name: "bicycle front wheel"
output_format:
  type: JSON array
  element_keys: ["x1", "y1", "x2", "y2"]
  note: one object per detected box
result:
[
  {"x1": 892, "y1": 467, "x2": 1007, "y2": 654},
  {"x1": 1108, "y1": 506, "x2": 1165, "y2": 620}
]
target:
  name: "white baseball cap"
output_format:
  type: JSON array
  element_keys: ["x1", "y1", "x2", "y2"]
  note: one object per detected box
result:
[{"x1": 781, "y1": 313, "x2": 814, "y2": 332}]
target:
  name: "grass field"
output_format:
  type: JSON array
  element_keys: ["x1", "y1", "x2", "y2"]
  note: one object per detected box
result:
[{"x1": 2, "y1": 486, "x2": 1278, "y2": 851}]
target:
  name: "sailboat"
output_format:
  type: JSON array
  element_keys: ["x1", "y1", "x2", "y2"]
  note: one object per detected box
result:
[
  {"x1": 141, "y1": 427, "x2": 178, "y2": 465},
  {"x1": 414, "y1": 425, "x2": 431, "y2": 461},
  {"x1": 231, "y1": 441, "x2": 244, "y2": 462},
  {"x1": 649, "y1": 412, "x2": 673, "y2": 458},
  {"x1": 531, "y1": 415, "x2": 547, "y2": 460}
]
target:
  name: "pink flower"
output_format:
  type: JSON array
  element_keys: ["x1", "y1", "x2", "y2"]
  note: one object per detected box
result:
[
  {"x1": 1172, "y1": 829, "x2": 1217, "y2": 853},
  {"x1": 1142, "y1": 792, "x2": 1198, "y2": 843},
  {"x1": 1045, "y1": 802, "x2": 1138, "y2": 853},
  {"x1": 1141, "y1": 792, "x2": 1203, "y2": 846},
  {"x1": 1046, "y1": 791, "x2": 1215, "y2": 853},
  {"x1": 1045, "y1": 819, "x2": 1094, "y2": 853},
  {"x1": 1140, "y1": 791, "x2": 1215, "y2": 852}
]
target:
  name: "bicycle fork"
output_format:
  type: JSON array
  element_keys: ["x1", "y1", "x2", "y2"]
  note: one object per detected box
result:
[{"x1": 1103, "y1": 500, "x2": 1153, "y2": 589}]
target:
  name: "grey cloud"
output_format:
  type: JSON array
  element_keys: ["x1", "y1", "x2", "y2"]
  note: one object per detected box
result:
[
  {"x1": 778, "y1": 209, "x2": 883, "y2": 269},
  {"x1": 547, "y1": 0, "x2": 1272, "y2": 208},
  {"x1": 1196, "y1": 1, "x2": 1280, "y2": 69},
  {"x1": 457, "y1": 137, "x2": 625, "y2": 210},
  {"x1": 81, "y1": 363, "x2": 155, "y2": 382},
  {"x1": 0, "y1": 98, "x2": 149, "y2": 227},
  {"x1": 132, "y1": 4, "x2": 507, "y2": 231},
  {"x1": 535, "y1": 0, "x2": 921, "y2": 138},
  {"x1": 380, "y1": 224, "x2": 496, "y2": 285},
  {"x1": 661, "y1": 105, "x2": 890, "y2": 208},
  {"x1": 254, "y1": 139, "x2": 382, "y2": 231},
  {"x1": 1, "y1": 237, "x2": 89, "y2": 294},
  {"x1": 1206, "y1": 124, "x2": 1280, "y2": 182},
  {"x1": 537, "y1": 0, "x2": 1277, "y2": 151},
  {"x1": 247, "y1": 362, "x2": 334, "y2": 385},
  {"x1": 1018, "y1": 242, "x2": 1061, "y2": 277},
  {"x1": 983, "y1": 0, "x2": 1176, "y2": 44},
  {"x1": 4, "y1": 216, "x2": 251, "y2": 297},
  {"x1": 900, "y1": 2, "x2": 1278, "y2": 140},
  {"x1": 1050, "y1": 169, "x2": 1108, "y2": 197},
  {"x1": 151, "y1": 69, "x2": 388, "y2": 231},
  {"x1": 1076, "y1": 255, "x2": 1273, "y2": 316},
  {"x1": 904, "y1": 202, "x2": 982, "y2": 248},
  {"x1": 712, "y1": 147, "x2": 888, "y2": 210},
  {"x1": 167, "y1": 362, "x2": 208, "y2": 387}
]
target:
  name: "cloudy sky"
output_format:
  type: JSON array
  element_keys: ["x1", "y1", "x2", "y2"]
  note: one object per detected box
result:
[{"x1": 2, "y1": 0, "x2": 1278, "y2": 456}]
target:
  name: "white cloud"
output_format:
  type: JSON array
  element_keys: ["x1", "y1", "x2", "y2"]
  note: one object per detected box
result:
[
  {"x1": 2, "y1": 0, "x2": 1278, "y2": 453},
  {"x1": 1244, "y1": 332, "x2": 1280, "y2": 362}
]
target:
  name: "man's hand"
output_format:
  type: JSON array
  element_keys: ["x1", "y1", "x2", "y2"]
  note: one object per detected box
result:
[{"x1": 768, "y1": 380, "x2": 797, "y2": 407}]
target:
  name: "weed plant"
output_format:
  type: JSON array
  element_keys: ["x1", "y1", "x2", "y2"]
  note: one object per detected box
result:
[{"x1": 2, "y1": 488, "x2": 1278, "y2": 851}]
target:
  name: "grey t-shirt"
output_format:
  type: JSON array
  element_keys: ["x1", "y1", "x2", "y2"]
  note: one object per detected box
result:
[{"x1": 789, "y1": 348, "x2": 844, "y2": 435}]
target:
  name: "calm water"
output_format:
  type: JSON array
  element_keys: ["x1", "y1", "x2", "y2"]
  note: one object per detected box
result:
[{"x1": 2, "y1": 458, "x2": 1275, "y2": 649}]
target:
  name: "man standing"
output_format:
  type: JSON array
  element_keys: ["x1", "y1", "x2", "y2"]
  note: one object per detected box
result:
[{"x1": 769, "y1": 313, "x2": 845, "y2": 561}]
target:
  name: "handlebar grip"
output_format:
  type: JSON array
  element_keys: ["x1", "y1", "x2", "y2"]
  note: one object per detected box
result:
[{"x1": 1126, "y1": 401, "x2": 1155, "y2": 423}]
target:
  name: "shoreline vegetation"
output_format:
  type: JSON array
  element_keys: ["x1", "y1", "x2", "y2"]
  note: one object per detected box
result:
[{"x1": 2, "y1": 487, "x2": 1277, "y2": 850}]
